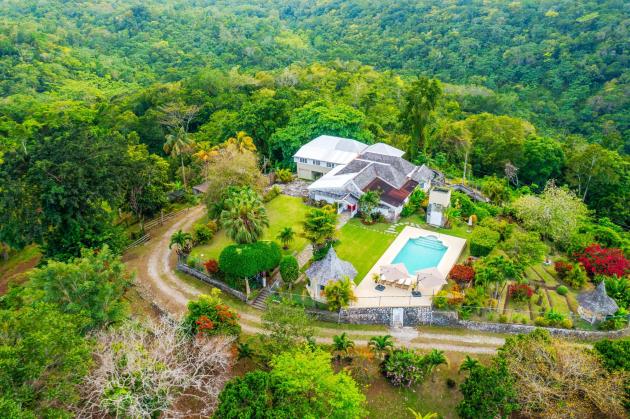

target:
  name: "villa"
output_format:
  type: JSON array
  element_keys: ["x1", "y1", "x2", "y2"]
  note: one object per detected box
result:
[{"x1": 295, "y1": 135, "x2": 440, "y2": 221}]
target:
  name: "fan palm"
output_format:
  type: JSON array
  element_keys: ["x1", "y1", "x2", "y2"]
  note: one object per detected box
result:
[
  {"x1": 220, "y1": 189, "x2": 269, "y2": 244},
  {"x1": 459, "y1": 355, "x2": 480, "y2": 373},
  {"x1": 368, "y1": 335, "x2": 394, "y2": 359},
  {"x1": 332, "y1": 332, "x2": 355, "y2": 358},
  {"x1": 226, "y1": 131, "x2": 256, "y2": 153},
  {"x1": 425, "y1": 349, "x2": 447, "y2": 373},
  {"x1": 169, "y1": 229, "x2": 193, "y2": 257},
  {"x1": 163, "y1": 128, "x2": 194, "y2": 187},
  {"x1": 277, "y1": 226, "x2": 295, "y2": 250},
  {"x1": 236, "y1": 341, "x2": 255, "y2": 360},
  {"x1": 408, "y1": 409, "x2": 439, "y2": 419}
]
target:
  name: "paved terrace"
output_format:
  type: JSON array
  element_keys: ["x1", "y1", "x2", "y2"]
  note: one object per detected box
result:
[{"x1": 353, "y1": 226, "x2": 466, "y2": 307}]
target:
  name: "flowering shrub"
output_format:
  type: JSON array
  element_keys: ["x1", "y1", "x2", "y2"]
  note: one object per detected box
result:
[
  {"x1": 508, "y1": 284, "x2": 533, "y2": 302},
  {"x1": 449, "y1": 264, "x2": 475, "y2": 284},
  {"x1": 554, "y1": 260, "x2": 573, "y2": 279},
  {"x1": 575, "y1": 244, "x2": 630, "y2": 278},
  {"x1": 381, "y1": 348, "x2": 445, "y2": 387},
  {"x1": 183, "y1": 291, "x2": 241, "y2": 337},
  {"x1": 203, "y1": 259, "x2": 219, "y2": 274}
]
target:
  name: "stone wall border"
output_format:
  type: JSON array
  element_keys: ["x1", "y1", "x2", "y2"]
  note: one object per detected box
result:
[{"x1": 306, "y1": 306, "x2": 629, "y2": 341}]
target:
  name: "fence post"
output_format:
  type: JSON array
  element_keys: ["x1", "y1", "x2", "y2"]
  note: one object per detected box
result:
[{"x1": 160, "y1": 209, "x2": 164, "y2": 226}]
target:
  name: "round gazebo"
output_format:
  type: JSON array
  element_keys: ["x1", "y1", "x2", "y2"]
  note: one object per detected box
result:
[
  {"x1": 306, "y1": 247, "x2": 357, "y2": 302},
  {"x1": 577, "y1": 281, "x2": 619, "y2": 324}
]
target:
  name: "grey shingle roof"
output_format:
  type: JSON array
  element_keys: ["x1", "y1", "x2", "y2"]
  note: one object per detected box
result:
[
  {"x1": 577, "y1": 281, "x2": 618, "y2": 316},
  {"x1": 305, "y1": 247, "x2": 357, "y2": 286}
]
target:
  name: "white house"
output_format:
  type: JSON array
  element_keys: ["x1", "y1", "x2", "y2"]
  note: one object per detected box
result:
[
  {"x1": 296, "y1": 136, "x2": 438, "y2": 220},
  {"x1": 294, "y1": 135, "x2": 368, "y2": 180},
  {"x1": 426, "y1": 187, "x2": 451, "y2": 227}
]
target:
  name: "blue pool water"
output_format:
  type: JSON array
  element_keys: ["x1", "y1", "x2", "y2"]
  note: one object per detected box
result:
[{"x1": 391, "y1": 236, "x2": 447, "y2": 274}]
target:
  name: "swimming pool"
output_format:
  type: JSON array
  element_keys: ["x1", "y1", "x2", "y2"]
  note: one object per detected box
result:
[{"x1": 391, "y1": 235, "x2": 448, "y2": 274}]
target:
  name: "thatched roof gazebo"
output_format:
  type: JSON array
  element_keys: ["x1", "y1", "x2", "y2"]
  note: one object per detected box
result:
[
  {"x1": 306, "y1": 247, "x2": 357, "y2": 301},
  {"x1": 577, "y1": 281, "x2": 619, "y2": 324}
]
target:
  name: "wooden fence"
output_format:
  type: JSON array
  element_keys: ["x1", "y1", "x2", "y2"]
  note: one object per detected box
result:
[{"x1": 124, "y1": 207, "x2": 192, "y2": 251}]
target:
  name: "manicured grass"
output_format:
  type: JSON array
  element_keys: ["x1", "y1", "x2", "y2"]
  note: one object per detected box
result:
[
  {"x1": 335, "y1": 219, "x2": 397, "y2": 284},
  {"x1": 190, "y1": 195, "x2": 309, "y2": 261},
  {"x1": 547, "y1": 289, "x2": 571, "y2": 315},
  {"x1": 531, "y1": 264, "x2": 558, "y2": 287}
]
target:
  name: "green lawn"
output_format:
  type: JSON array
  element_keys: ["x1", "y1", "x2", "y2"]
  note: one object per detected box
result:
[
  {"x1": 335, "y1": 219, "x2": 398, "y2": 284},
  {"x1": 547, "y1": 289, "x2": 571, "y2": 315},
  {"x1": 531, "y1": 264, "x2": 558, "y2": 287},
  {"x1": 190, "y1": 195, "x2": 309, "y2": 261}
]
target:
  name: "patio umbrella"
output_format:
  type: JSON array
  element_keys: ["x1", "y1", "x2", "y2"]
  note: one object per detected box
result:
[
  {"x1": 416, "y1": 268, "x2": 446, "y2": 293},
  {"x1": 380, "y1": 263, "x2": 411, "y2": 285}
]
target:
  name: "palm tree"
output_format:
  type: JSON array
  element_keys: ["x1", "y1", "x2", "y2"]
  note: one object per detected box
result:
[
  {"x1": 359, "y1": 190, "x2": 381, "y2": 223},
  {"x1": 332, "y1": 332, "x2": 355, "y2": 359},
  {"x1": 368, "y1": 335, "x2": 394, "y2": 359},
  {"x1": 277, "y1": 226, "x2": 295, "y2": 250},
  {"x1": 226, "y1": 131, "x2": 256, "y2": 153},
  {"x1": 163, "y1": 128, "x2": 194, "y2": 187},
  {"x1": 302, "y1": 205, "x2": 337, "y2": 251},
  {"x1": 236, "y1": 341, "x2": 255, "y2": 360},
  {"x1": 169, "y1": 229, "x2": 193, "y2": 259},
  {"x1": 425, "y1": 349, "x2": 447, "y2": 374},
  {"x1": 408, "y1": 408, "x2": 439, "y2": 419},
  {"x1": 459, "y1": 355, "x2": 480, "y2": 373},
  {"x1": 220, "y1": 189, "x2": 269, "y2": 244}
]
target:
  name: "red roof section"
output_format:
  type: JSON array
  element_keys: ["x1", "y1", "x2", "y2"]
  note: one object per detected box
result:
[{"x1": 363, "y1": 178, "x2": 418, "y2": 207}]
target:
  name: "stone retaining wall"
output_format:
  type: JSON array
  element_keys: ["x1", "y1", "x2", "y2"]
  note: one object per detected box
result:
[
  {"x1": 176, "y1": 263, "x2": 248, "y2": 302},
  {"x1": 307, "y1": 305, "x2": 628, "y2": 340},
  {"x1": 453, "y1": 319, "x2": 630, "y2": 341}
]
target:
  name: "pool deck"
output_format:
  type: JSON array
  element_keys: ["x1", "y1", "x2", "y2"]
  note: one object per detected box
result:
[{"x1": 353, "y1": 226, "x2": 466, "y2": 307}]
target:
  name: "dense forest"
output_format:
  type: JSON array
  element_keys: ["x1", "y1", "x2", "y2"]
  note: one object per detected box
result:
[{"x1": 1, "y1": 0, "x2": 628, "y2": 261}]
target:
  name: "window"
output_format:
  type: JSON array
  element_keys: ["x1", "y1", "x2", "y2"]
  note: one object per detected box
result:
[
  {"x1": 312, "y1": 160, "x2": 321, "y2": 165},
  {"x1": 298, "y1": 158, "x2": 307, "y2": 163},
  {"x1": 326, "y1": 162, "x2": 335, "y2": 168},
  {"x1": 320, "y1": 285, "x2": 325, "y2": 291}
]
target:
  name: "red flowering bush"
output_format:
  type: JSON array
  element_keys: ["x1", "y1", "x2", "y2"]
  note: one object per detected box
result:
[
  {"x1": 554, "y1": 260, "x2": 573, "y2": 279},
  {"x1": 203, "y1": 259, "x2": 219, "y2": 274},
  {"x1": 195, "y1": 315, "x2": 215, "y2": 334},
  {"x1": 508, "y1": 284, "x2": 533, "y2": 302},
  {"x1": 575, "y1": 244, "x2": 630, "y2": 278},
  {"x1": 183, "y1": 291, "x2": 241, "y2": 337},
  {"x1": 449, "y1": 264, "x2": 475, "y2": 283}
]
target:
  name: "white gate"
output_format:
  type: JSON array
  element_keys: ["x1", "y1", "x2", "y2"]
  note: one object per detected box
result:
[{"x1": 391, "y1": 308, "x2": 404, "y2": 328}]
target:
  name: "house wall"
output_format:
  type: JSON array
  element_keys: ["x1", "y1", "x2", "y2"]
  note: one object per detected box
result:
[{"x1": 295, "y1": 158, "x2": 338, "y2": 180}]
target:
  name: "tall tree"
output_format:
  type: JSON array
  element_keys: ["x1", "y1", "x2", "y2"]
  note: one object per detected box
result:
[
  {"x1": 163, "y1": 128, "x2": 194, "y2": 187},
  {"x1": 401, "y1": 76, "x2": 442, "y2": 161}
]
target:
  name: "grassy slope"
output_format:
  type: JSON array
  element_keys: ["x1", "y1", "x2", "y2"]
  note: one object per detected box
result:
[{"x1": 190, "y1": 195, "x2": 309, "y2": 261}]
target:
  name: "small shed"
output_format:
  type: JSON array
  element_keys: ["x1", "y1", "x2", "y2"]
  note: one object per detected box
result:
[
  {"x1": 427, "y1": 187, "x2": 451, "y2": 227},
  {"x1": 306, "y1": 247, "x2": 357, "y2": 301},
  {"x1": 577, "y1": 281, "x2": 619, "y2": 324},
  {"x1": 192, "y1": 181, "x2": 209, "y2": 195}
]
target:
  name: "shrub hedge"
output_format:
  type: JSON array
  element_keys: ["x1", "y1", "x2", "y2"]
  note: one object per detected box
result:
[
  {"x1": 470, "y1": 227, "x2": 501, "y2": 257},
  {"x1": 219, "y1": 241, "x2": 281, "y2": 278}
]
